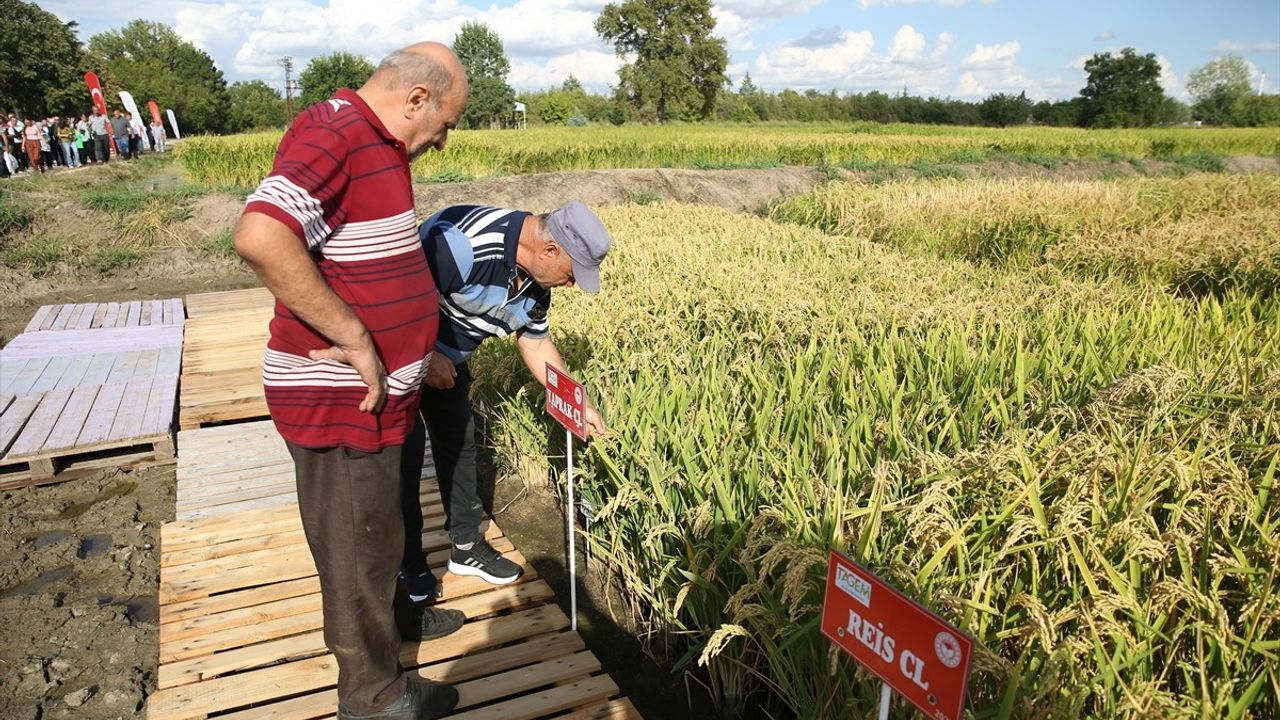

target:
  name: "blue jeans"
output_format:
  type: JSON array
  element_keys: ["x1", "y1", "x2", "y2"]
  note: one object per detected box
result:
[
  {"x1": 115, "y1": 136, "x2": 130, "y2": 158},
  {"x1": 62, "y1": 142, "x2": 78, "y2": 167}
]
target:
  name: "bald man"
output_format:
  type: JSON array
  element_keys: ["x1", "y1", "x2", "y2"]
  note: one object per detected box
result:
[{"x1": 235, "y1": 43, "x2": 469, "y2": 720}]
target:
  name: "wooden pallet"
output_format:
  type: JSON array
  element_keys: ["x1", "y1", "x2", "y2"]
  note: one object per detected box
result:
[
  {"x1": 184, "y1": 287, "x2": 273, "y2": 319},
  {"x1": 1, "y1": 316, "x2": 184, "y2": 486},
  {"x1": 24, "y1": 298, "x2": 184, "y2": 333},
  {"x1": 178, "y1": 289, "x2": 274, "y2": 430},
  {"x1": 150, "y1": 423, "x2": 640, "y2": 719}
]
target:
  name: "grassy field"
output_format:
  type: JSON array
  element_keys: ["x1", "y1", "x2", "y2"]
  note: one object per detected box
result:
[
  {"x1": 467, "y1": 176, "x2": 1279, "y2": 718},
  {"x1": 174, "y1": 123, "x2": 1280, "y2": 186}
]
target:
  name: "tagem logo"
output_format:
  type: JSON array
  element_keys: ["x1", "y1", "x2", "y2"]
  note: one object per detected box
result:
[{"x1": 835, "y1": 565, "x2": 872, "y2": 607}]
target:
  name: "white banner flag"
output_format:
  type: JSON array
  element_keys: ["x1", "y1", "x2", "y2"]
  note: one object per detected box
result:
[
  {"x1": 118, "y1": 91, "x2": 151, "y2": 150},
  {"x1": 166, "y1": 109, "x2": 181, "y2": 140}
]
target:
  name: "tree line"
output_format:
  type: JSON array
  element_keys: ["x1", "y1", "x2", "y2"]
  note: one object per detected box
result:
[{"x1": 2, "y1": 0, "x2": 1275, "y2": 136}]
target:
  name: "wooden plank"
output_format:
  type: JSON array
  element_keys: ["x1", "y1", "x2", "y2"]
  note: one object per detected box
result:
[
  {"x1": 561, "y1": 699, "x2": 643, "y2": 719},
  {"x1": 0, "y1": 394, "x2": 43, "y2": 456},
  {"x1": 149, "y1": 608, "x2": 581, "y2": 719},
  {"x1": 132, "y1": 348, "x2": 161, "y2": 381},
  {"x1": 149, "y1": 299, "x2": 165, "y2": 326},
  {"x1": 39, "y1": 385, "x2": 100, "y2": 452},
  {"x1": 77, "y1": 382, "x2": 128, "y2": 446},
  {"x1": 105, "y1": 351, "x2": 141, "y2": 385},
  {"x1": 160, "y1": 529, "x2": 516, "y2": 606},
  {"x1": 101, "y1": 303, "x2": 120, "y2": 329},
  {"x1": 3, "y1": 357, "x2": 49, "y2": 396},
  {"x1": 106, "y1": 377, "x2": 153, "y2": 443},
  {"x1": 80, "y1": 353, "x2": 119, "y2": 387},
  {"x1": 208, "y1": 632, "x2": 592, "y2": 719},
  {"x1": 0, "y1": 358, "x2": 31, "y2": 397},
  {"x1": 5, "y1": 389, "x2": 73, "y2": 457},
  {"x1": 141, "y1": 375, "x2": 178, "y2": 437},
  {"x1": 49, "y1": 303, "x2": 75, "y2": 330},
  {"x1": 27, "y1": 356, "x2": 70, "y2": 393},
  {"x1": 74, "y1": 303, "x2": 98, "y2": 330},
  {"x1": 147, "y1": 654, "x2": 337, "y2": 720},
  {"x1": 125, "y1": 300, "x2": 142, "y2": 327},
  {"x1": 23, "y1": 305, "x2": 54, "y2": 333},
  {"x1": 52, "y1": 354, "x2": 94, "y2": 390},
  {"x1": 156, "y1": 345, "x2": 182, "y2": 378},
  {"x1": 91, "y1": 303, "x2": 109, "y2": 329},
  {"x1": 449, "y1": 654, "x2": 612, "y2": 720}
]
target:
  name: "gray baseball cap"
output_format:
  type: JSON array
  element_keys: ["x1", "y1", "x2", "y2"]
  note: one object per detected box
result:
[{"x1": 545, "y1": 200, "x2": 611, "y2": 293}]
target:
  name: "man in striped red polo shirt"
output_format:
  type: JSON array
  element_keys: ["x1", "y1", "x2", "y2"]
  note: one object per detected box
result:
[{"x1": 234, "y1": 43, "x2": 468, "y2": 720}]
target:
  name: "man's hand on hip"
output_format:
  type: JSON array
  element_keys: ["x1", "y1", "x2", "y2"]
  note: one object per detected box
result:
[
  {"x1": 424, "y1": 351, "x2": 457, "y2": 390},
  {"x1": 309, "y1": 339, "x2": 387, "y2": 413}
]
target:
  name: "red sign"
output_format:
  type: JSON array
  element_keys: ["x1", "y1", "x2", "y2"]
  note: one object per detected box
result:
[
  {"x1": 146, "y1": 100, "x2": 163, "y2": 125},
  {"x1": 545, "y1": 364, "x2": 588, "y2": 441},
  {"x1": 821, "y1": 551, "x2": 974, "y2": 720}
]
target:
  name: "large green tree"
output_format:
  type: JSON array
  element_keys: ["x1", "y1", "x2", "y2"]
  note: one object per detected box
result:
[
  {"x1": 227, "y1": 80, "x2": 287, "y2": 133},
  {"x1": 88, "y1": 20, "x2": 230, "y2": 134},
  {"x1": 595, "y1": 0, "x2": 728, "y2": 122},
  {"x1": 1079, "y1": 47, "x2": 1167, "y2": 128},
  {"x1": 452, "y1": 22, "x2": 515, "y2": 129},
  {"x1": 1186, "y1": 55, "x2": 1252, "y2": 126},
  {"x1": 979, "y1": 91, "x2": 1031, "y2": 127},
  {"x1": 0, "y1": 0, "x2": 88, "y2": 117},
  {"x1": 298, "y1": 52, "x2": 375, "y2": 109}
]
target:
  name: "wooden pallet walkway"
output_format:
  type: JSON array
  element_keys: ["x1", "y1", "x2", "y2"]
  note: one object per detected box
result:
[
  {"x1": 150, "y1": 422, "x2": 640, "y2": 719},
  {"x1": 0, "y1": 300, "x2": 184, "y2": 486},
  {"x1": 178, "y1": 289, "x2": 274, "y2": 431}
]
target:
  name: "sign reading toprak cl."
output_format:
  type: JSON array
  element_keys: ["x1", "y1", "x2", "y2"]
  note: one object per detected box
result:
[
  {"x1": 545, "y1": 364, "x2": 588, "y2": 441},
  {"x1": 821, "y1": 550, "x2": 975, "y2": 720}
]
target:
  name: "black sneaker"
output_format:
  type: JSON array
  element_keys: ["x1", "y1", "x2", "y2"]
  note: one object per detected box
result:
[
  {"x1": 336, "y1": 677, "x2": 459, "y2": 720},
  {"x1": 410, "y1": 606, "x2": 466, "y2": 641},
  {"x1": 400, "y1": 567, "x2": 443, "y2": 604},
  {"x1": 447, "y1": 539, "x2": 524, "y2": 585}
]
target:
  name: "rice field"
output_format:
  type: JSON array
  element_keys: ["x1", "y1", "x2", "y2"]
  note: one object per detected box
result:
[
  {"x1": 466, "y1": 176, "x2": 1280, "y2": 718},
  {"x1": 174, "y1": 123, "x2": 1280, "y2": 187}
]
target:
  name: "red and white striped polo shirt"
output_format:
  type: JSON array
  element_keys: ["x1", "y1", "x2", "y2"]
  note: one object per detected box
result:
[{"x1": 243, "y1": 89, "x2": 437, "y2": 452}]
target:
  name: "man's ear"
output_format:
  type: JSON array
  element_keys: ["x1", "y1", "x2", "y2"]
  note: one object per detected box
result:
[
  {"x1": 405, "y1": 85, "x2": 432, "y2": 116},
  {"x1": 540, "y1": 242, "x2": 561, "y2": 259}
]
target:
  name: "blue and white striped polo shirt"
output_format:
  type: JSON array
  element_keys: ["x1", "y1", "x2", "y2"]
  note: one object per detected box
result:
[{"x1": 419, "y1": 205, "x2": 551, "y2": 364}]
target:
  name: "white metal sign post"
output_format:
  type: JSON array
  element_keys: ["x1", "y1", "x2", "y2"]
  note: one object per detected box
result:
[{"x1": 545, "y1": 364, "x2": 589, "y2": 631}]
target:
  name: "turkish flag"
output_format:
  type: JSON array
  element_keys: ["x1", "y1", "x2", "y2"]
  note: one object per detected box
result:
[{"x1": 84, "y1": 72, "x2": 109, "y2": 117}]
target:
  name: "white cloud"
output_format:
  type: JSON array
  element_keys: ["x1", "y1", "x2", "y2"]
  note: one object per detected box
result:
[
  {"x1": 752, "y1": 25, "x2": 952, "y2": 95},
  {"x1": 1094, "y1": 31, "x2": 1115, "y2": 42},
  {"x1": 962, "y1": 41, "x2": 1020, "y2": 70},
  {"x1": 954, "y1": 72, "x2": 984, "y2": 96},
  {"x1": 1156, "y1": 55, "x2": 1183, "y2": 97},
  {"x1": 716, "y1": 0, "x2": 827, "y2": 19},
  {"x1": 889, "y1": 25, "x2": 927, "y2": 62},
  {"x1": 508, "y1": 49, "x2": 621, "y2": 90},
  {"x1": 953, "y1": 40, "x2": 1034, "y2": 97},
  {"x1": 858, "y1": 0, "x2": 980, "y2": 8},
  {"x1": 1212, "y1": 40, "x2": 1280, "y2": 54}
]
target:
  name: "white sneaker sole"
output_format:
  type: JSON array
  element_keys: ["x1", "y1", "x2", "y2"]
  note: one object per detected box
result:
[{"x1": 447, "y1": 560, "x2": 521, "y2": 585}]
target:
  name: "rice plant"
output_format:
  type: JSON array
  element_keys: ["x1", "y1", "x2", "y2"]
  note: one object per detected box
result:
[
  {"x1": 469, "y1": 193, "x2": 1279, "y2": 719},
  {"x1": 175, "y1": 124, "x2": 1280, "y2": 188}
]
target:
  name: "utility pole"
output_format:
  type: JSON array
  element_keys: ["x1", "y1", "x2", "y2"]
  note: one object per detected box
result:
[{"x1": 279, "y1": 56, "x2": 295, "y2": 117}]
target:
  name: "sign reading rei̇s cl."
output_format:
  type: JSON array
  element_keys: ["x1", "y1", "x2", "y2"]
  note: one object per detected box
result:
[
  {"x1": 821, "y1": 551, "x2": 975, "y2": 720},
  {"x1": 545, "y1": 364, "x2": 588, "y2": 441}
]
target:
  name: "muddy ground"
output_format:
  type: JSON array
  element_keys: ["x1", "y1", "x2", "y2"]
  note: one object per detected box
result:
[{"x1": 2, "y1": 154, "x2": 1277, "y2": 719}]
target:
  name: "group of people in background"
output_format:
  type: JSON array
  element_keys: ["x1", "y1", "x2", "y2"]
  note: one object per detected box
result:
[{"x1": 1, "y1": 106, "x2": 168, "y2": 178}]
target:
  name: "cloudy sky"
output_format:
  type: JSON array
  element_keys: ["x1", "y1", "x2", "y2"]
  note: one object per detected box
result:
[{"x1": 45, "y1": 0, "x2": 1280, "y2": 100}]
